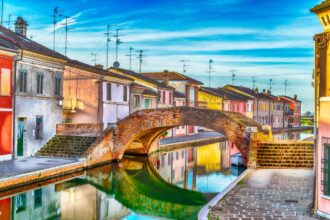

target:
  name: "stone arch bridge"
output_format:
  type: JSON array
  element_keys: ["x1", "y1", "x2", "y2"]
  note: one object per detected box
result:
[{"x1": 83, "y1": 107, "x2": 270, "y2": 168}]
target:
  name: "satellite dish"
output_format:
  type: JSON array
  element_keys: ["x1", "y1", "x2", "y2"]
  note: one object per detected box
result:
[{"x1": 113, "y1": 61, "x2": 120, "y2": 68}]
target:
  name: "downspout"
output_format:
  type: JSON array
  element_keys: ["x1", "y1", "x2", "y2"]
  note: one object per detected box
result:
[
  {"x1": 12, "y1": 48, "x2": 23, "y2": 159},
  {"x1": 97, "y1": 76, "x2": 104, "y2": 128}
]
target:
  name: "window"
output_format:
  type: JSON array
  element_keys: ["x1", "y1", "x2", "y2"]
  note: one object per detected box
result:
[
  {"x1": 181, "y1": 150, "x2": 184, "y2": 158},
  {"x1": 55, "y1": 75, "x2": 61, "y2": 96},
  {"x1": 36, "y1": 73, "x2": 44, "y2": 94},
  {"x1": 106, "y1": 83, "x2": 111, "y2": 101},
  {"x1": 162, "y1": 91, "x2": 166, "y2": 103},
  {"x1": 168, "y1": 153, "x2": 171, "y2": 165},
  {"x1": 34, "y1": 188, "x2": 42, "y2": 208},
  {"x1": 322, "y1": 138, "x2": 330, "y2": 195},
  {"x1": 19, "y1": 69, "x2": 27, "y2": 92},
  {"x1": 15, "y1": 193, "x2": 26, "y2": 213},
  {"x1": 176, "y1": 151, "x2": 179, "y2": 160},
  {"x1": 161, "y1": 155, "x2": 165, "y2": 167},
  {"x1": 133, "y1": 95, "x2": 140, "y2": 107},
  {"x1": 123, "y1": 86, "x2": 128, "y2": 102},
  {"x1": 169, "y1": 92, "x2": 172, "y2": 104},
  {"x1": 145, "y1": 99, "x2": 150, "y2": 109},
  {"x1": 35, "y1": 116, "x2": 43, "y2": 140},
  {"x1": 0, "y1": 68, "x2": 10, "y2": 96}
]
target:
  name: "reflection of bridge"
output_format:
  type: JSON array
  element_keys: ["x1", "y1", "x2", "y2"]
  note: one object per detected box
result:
[
  {"x1": 58, "y1": 158, "x2": 207, "y2": 219},
  {"x1": 84, "y1": 107, "x2": 270, "y2": 168}
]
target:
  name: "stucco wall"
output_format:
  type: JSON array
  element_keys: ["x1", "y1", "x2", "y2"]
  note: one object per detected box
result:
[{"x1": 14, "y1": 57, "x2": 64, "y2": 156}]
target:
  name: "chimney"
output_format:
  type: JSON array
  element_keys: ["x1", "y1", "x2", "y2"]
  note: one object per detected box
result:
[
  {"x1": 163, "y1": 70, "x2": 169, "y2": 73},
  {"x1": 95, "y1": 64, "x2": 104, "y2": 69},
  {"x1": 262, "y1": 89, "x2": 266, "y2": 94},
  {"x1": 294, "y1": 94, "x2": 298, "y2": 100},
  {"x1": 267, "y1": 89, "x2": 271, "y2": 95},
  {"x1": 15, "y1": 17, "x2": 27, "y2": 37},
  {"x1": 254, "y1": 87, "x2": 259, "y2": 93}
]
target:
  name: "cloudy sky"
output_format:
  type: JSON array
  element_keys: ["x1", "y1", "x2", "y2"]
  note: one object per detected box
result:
[{"x1": 4, "y1": 0, "x2": 324, "y2": 112}]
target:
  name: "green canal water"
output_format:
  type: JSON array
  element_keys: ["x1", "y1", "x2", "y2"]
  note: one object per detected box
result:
[{"x1": 0, "y1": 140, "x2": 246, "y2": 220}]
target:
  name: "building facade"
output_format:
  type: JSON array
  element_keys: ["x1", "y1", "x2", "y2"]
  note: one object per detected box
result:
[
  {"x1": 0, "y1": 47, "x2": 15, "y2": 161},
  {"x1": 0, "y1": 19, "x2": 69, "y2": 157},
  {"x1": 279, "y1": 95, "x2": 301, "y2": 127},
  {"x1": 130, "y1": 83, "x2": 158, "y2": 113},
  {"x1": 62, "y1": 61, "x2": 132, "y2": 129},
  {"x1": 197, "y1": 87, "x2": 222, "y2": 110},
  {"x1": 311, "y1": 1, "x2": 330, "y2": 218}
]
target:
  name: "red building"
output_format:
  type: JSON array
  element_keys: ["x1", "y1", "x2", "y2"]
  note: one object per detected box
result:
[
  {"x1": 279, "y1": 95, "x2": 301, "y2": 127},
  {"x1": 0, "y1": 48, "x2": 15, "y2": 161}
]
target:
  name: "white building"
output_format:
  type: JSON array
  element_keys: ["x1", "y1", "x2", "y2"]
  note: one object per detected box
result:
[{"x1": 0, "y1": 18, "x2": 68, "y2": 157}]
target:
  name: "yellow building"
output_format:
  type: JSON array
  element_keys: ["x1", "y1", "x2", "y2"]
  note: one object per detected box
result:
[
  {"x1": 311, "y1": 1, "x2": 330, "y2": 218},
  {"x1": 197, "y1": 87, "x2": 223, "y2": 110}
]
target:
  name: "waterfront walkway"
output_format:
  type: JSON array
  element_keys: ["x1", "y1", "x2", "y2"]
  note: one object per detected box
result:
[
  {"x1": 209, "y1": 169, "x2": 315, "y2": 220},
  {"x1": 160, "y1": 131, "x2": 223, "y2": 146},
  {"x1": 0, "y1": 157, "x2": 78, "y2": 179}
]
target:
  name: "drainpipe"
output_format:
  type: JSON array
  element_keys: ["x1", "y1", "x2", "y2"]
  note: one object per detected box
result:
[{"x1": 12, "y1": 48, "x2": 23, "y2": 159}]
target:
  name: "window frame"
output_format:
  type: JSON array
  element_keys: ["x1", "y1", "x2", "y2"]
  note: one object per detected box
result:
[
  {"x1": 322, "y1": 137, "x2": 330, "y2": 196},
  {"x1": 35, "y1": 115, "x2": 43, "y2": 140},
  {"x1": 0, "y1": 68, "x2": 11, "y2": 96},
  {"x1": 54, "y1": 75, "x2": 62, "y2": 96},
  {"x1": 123, "y1": 85, "x2": 128, "y2": 102},
  {"x1": 19, "y1": 69, "x2": 27, "y2": 93},
  {"x1": 36, "y1": 72, "x2": 44, "y2": 94},
  {"x1": 106, "y1": 83, "x2": 112, "y2": 101}
]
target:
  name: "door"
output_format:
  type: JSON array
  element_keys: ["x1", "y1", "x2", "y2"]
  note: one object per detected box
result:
[
  {"x1": 145, "y1": 98, "x2": 150, "y2": 109},
  {"x1": 17, "y1": 118, "x2": 25, "y2": 156}
]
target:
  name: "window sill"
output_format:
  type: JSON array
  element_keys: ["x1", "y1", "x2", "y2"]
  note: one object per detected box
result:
[{"x1": 321, "y1": 195, "x2": 330, "y2": 200}]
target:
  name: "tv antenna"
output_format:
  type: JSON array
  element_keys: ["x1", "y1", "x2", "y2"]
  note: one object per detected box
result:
[
  {"x1": 126, "y1": 47, "x2": 134, "y2": 70},
  {"x1": 269, "y1": 78, "x2": 273, "y2": 91},
  {"x1": 136, "y1": 49, "x2": 147, "y2": 73},
  {"x1": 61, "y1": 15, "x2": 74, "y2": 56},
  {"x1": 104, "y1": 25, "x2": 112, "y2": 68},
  {"x1": 208, "y1": 59, "x2": 214, "y2": 87},
  {"x1": 113, "y1": 27, "x2": 123, "y2": 67},
  {"x1": 283, "y1": 79, "x2": 288, "y2": 95},
  {"x1": 179, "y1": 59, "x2": 189, "y2": 74},
  {"x1": 90, "y1": 53, "x2": 98, "y2": 65},
  {"x1": 230, "y1": 70, "x2": 238, "y2": 85},
  {"x1": 52, "y1": 6, "x2": 63, "y2": 51},
  {"x1": 252, "y1": 77, "x2": 256, "y2": 89}
]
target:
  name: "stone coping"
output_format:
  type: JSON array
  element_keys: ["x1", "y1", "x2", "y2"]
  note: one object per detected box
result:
[
  {"x1": 0, "y1": 161, "x2": 84, "y2": 192},
  {"x1": 198, "y1": 168, "x2": 252, "y2": 220}
]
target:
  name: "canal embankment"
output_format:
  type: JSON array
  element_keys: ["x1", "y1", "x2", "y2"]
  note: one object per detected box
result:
[{"x1": 204, "y1": 169, "x2": 316, "y2": 220}]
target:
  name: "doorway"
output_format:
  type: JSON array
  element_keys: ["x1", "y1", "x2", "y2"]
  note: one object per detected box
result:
[{"x1": 17, "y1": 118, "x2": 26, "y2": 157}]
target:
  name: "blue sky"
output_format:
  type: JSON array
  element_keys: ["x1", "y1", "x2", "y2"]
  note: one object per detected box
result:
[{"x1": 4, "y1": 0, "x2": 324, "y2": 112}]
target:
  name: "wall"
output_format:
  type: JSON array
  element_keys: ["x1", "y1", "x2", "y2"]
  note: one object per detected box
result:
[
  {"x1": 197, "y1": 90, "x2": 222, "y2": 110},
  {"x1": 14, "y1": 57, "x2": 64, "y2": 156},
  {"x1": 0, "y1": 54, "x2": 13, "y2": 161},
  {"x1": 62, "y1": 66, "x2": 99, "y2": 124},
  {"x1": 102, "y1": 82, "x2": 129, "y2": 127},
  {"x1": 317, "y1": 98, "x2": 330, "y2": 216}
]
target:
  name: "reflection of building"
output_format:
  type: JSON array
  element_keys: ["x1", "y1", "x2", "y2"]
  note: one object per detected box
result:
[
  {"x1": 10, "y1": 185, "x2": 60, "y2": 220},
  {"x1": 311, "y1": 1, "x2": 330, "y2": 218}
]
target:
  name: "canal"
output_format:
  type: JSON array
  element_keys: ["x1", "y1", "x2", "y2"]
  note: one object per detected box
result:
[{"x1": 0, "y1": 130, "x2": 312, "y2": 220}]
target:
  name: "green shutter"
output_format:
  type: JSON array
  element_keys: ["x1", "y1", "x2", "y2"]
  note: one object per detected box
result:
[{"x1": 322, "y1": 142, "x2": 330, "y2": 195}]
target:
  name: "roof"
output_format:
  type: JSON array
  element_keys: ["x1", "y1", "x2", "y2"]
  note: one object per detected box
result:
[
  {"x1": 217, "y1": 88, "x2": 250, "y2": 101},
  {"x1": 109, "y1": 67, "x2": 174, "y2": 90},
  {"x1": 140, "y1": 71, "x2": 203, "y2": 85},
  {"x1": 199, "y1": 87, "x2": 224, "y2": 98},
  {"x1": 173, "y1": 90, "x2": 186, "y2": 99},
  {"x1": 310, "y1": 0, "x2": 330, "y2": 13},
  {"x1": 225, "y1": 85, "x2": 276, "y2": 101},
  {"x1": 131, "y1": 82, "x2": 159, "y2": 97},
  {"x1": 279, "y1": 95, "x2": 302, "y2": 103},
  {"x1": 68, "y1": 60, "x2": 132, "y2": 81},
  {"x1": 0, "y1": 25, "x2": 68, "y2": 61}
]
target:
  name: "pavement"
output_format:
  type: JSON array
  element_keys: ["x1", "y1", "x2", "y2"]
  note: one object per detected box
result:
[
  {"x1": 160, "y1": 131, "x2": 223, "y2": 146},
  {"x1": 0, "y1": 157, "x2": 78, "y2": 179},
  {"x1": 209, "y1": 169, "x2": 316, "y2": 220}
]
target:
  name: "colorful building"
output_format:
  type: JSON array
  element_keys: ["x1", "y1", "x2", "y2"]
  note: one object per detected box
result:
[
  {"x1": 279, "y1": 95, "x2": 301, "y2": 127},
  {"x1": 197, "y1": 87, "x2": 223, "y2": 110},
  {"x1": 141, "y1": 70, "x2": 203, "y2": 134},
  {"x1": 311, "y1": 1, "x2": 330, "y2": 218},
  {"x1": 0, "y1": 43, "x2": 16, "y2": 161},
  {"x1": 130, "y1": 83, "x2": 158, "y2": 113},
  {"x1": 216, "y1": 87, "x2": 254, "y2": 118},
  {"x1": 0, "y1": 18, "x2": 68, "y2": 157},
  {"x1": 62, "y1": 60, "x2": 133, "y2": 128}
]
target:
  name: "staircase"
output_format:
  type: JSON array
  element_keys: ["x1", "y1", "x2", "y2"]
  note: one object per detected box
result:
[
  {"x1": 36, "y1": 135, "x2": 98, "y2": 158},
  {"x1": 257, "y1": 141, "x2": 314, "y2": 169}
]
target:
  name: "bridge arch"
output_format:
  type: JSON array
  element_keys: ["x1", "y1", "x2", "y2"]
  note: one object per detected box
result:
[{"x1": 113, "y1": 107, "x2": 264, "y2": 165}]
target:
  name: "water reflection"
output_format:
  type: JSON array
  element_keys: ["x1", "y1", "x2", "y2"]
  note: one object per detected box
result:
[
  {"x1": 0, "y1": 140, "x2": 245, "y2": 220},
  {"x1": 273, "y1": 130, "x2": 313, "y2": 140}
]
